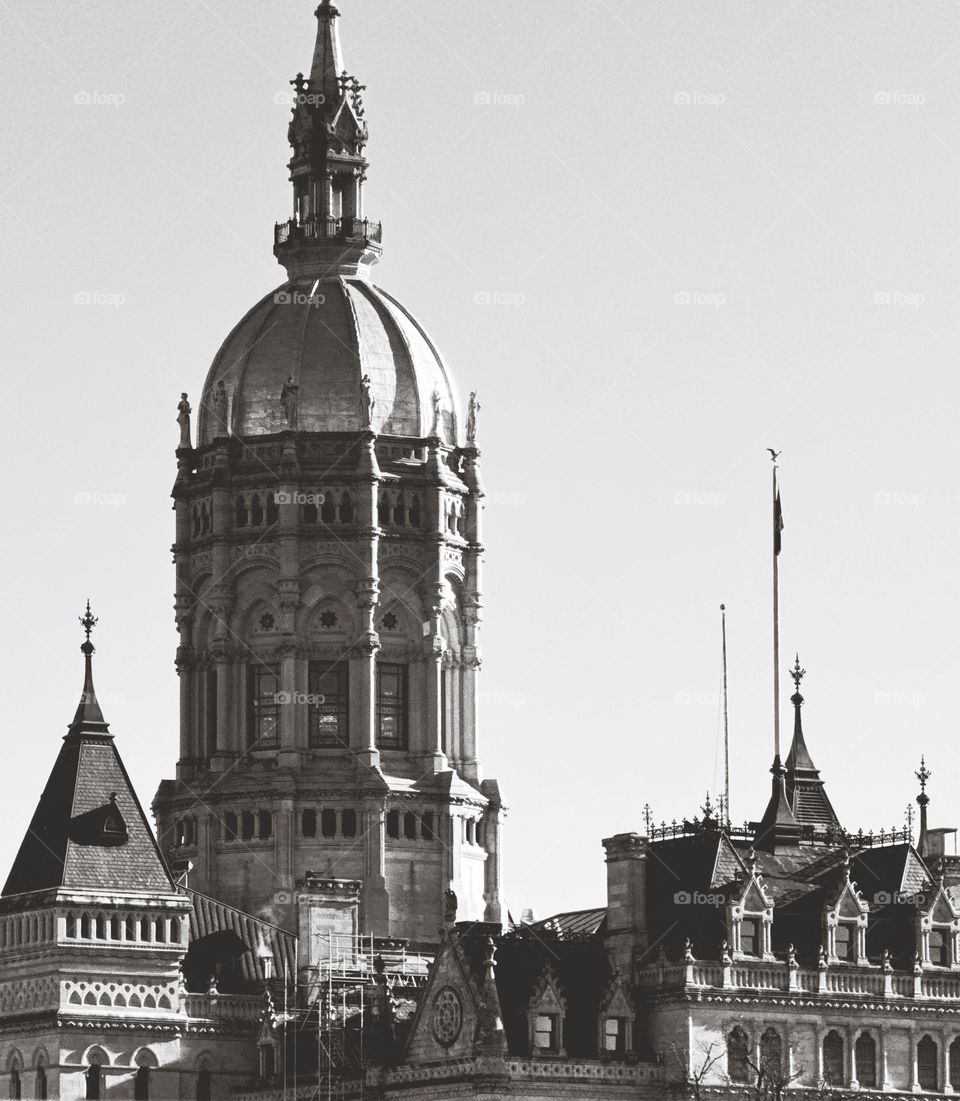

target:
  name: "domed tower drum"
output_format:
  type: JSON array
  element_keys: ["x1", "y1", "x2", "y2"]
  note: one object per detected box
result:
[{"x1": 153, "y1": 2, "x2": 503, "y2": 950}]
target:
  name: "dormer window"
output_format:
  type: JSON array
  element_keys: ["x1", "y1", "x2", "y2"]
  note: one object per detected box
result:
[
  {"x1": 527, "y1": 965, "x2": 566, "y2": 1058},
  {"x1": 534, "y1": 1014, "x2": 558, "y2": 1053},
  {"x1": 834, "y1": 922, "x2": 856, "y2": 962},
  {"x1": 918, "y1": 883, "x2": 960, "y2": 969},
  {"x1": 603, "y1": 1017, "x2": 627, "y2": 1054},
  {"x1": 740, "y1": 918, "x2": 759, "y2": 957},
  {"x1": 929, "y1": 928, "x2": 950, "y2": 966}
]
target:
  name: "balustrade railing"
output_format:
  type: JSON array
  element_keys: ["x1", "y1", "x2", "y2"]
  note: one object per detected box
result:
[
  {"x1": 637, "y1": 957, "x2": 960, "y2": 1002},
  {"x1": 275, "y1": 216, "x2": 383, "y2": 247},
  {"x1": 185, "y1": 993, "x2": 262, "y2": 1022}
]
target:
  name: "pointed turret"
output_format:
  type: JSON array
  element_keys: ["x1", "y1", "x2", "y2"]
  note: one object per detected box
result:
[
  {"x1": 754, "y1": 755, "x2": 802, "y2": 852},
  {"x1": 3, "y1": 605, "x2": 174, "y2": 897},
  {"x1": 783, "y1": 656, "x2": 839, "y2": 830}
]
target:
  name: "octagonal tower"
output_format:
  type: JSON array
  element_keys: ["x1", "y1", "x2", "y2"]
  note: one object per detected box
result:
[{"x1": 154, "y1": 2, "x2": 503, "y2": 950}]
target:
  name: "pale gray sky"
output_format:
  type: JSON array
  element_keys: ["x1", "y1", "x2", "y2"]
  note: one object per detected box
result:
[{"x1": 2, "y1": 0, "x2": 959, "y2": 917}]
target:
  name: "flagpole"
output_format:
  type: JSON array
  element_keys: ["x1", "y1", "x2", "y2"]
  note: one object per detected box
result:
[
  {"x1": 772, "y1": 460, "x2": 780, "y2": 762},
  {"x1": 721, "y1": 603, "x2": 730, "y2": 827}
]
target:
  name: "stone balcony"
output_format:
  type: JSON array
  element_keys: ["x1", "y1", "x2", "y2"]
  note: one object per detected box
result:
[
  {"x1": 185, "y1": 992, "x2": 263, "y2": 1024},
  {"x1": 637, "y1": 957, "x2": 960, "y2": 1001}
]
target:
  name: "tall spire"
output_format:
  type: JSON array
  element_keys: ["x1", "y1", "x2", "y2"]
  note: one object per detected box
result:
[
  {"x1": 67, "y1": 600, "x2": 110, "y2": 739},
  {"x1": 754, "y1": 756, "x2": 801, "y2": 852},
  {"x1": 275, "y1": 3, "x2": 382, "y2": 280},
  {"x1": 783, "y1": 656, "x2": 839, "y2": 830},
  {"x1": 310, "y1": 1, "x2": 345, "y2": 106}
]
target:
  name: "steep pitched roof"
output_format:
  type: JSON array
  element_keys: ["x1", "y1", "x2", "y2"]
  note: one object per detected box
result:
[{"x1": 2, "y1": 618, "x2": 174, "y2": 898}]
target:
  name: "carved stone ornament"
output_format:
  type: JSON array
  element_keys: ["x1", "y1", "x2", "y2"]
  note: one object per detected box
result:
[{"x1": 431, "y1": 986, "x2": 463, "y2": 1047}]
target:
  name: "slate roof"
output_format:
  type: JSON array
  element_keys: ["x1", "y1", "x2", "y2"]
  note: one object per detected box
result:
[
  {"x1": 187, "y1": 889, "x2": 298, "y2": 987},
  {"x1": 525, "y1": 907, "x2": 607, "y2": 940},
  {"x1": 3, "y1": 733, "x2": 174, "y2": 898}
]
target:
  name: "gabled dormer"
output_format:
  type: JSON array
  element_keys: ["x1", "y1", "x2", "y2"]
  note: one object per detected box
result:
[
  {"x1": 823, "y1": 861, "x2": 869, "y2": 965},
  {"x1": 597, "y1": 970, "x2": 634, "y2": 1058},
  {"x1": 726, "y1": 851, "x2": 775, "y2": 961},
  {"x1": 528, "y1": 964, "x2": 567, "y2": 1057},
  {"x1": 916, "y1": 878, "x2": 960, "y2": 969}
]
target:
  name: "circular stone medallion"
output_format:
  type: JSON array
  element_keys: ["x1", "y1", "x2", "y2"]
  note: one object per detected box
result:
[{"x1": 431, "y1": 986, "x2": 463, "y2": 1047}]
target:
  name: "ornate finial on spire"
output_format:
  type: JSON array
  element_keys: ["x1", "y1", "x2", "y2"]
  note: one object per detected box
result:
[
  {"x1": 642, "y1": 803, "x2": 653, "y2": 835},
  {"x1": 67, "y1": 600, "x2": 110, "y2": 739},
  {"x1": 916, "y1": 756, "x2": 932, "y2": 797},
  {"x1": 701, "y1": 792, "x2": 715, "y2": 821},
  {"x1": 790, "y1": 654, "x2": 805, "y2": 691},
  {"x1": 80, "y1": 599, "x2": 98, "y2": 652}
]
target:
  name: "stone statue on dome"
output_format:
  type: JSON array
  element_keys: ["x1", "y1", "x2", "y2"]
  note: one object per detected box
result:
[
  {"x1": 177, "y1": 393, "x2": 192, "y2": 449},
  {"x1": 211, "y1": 379, "x2": 229, "y2": 434},
  {"x1": 466, "y1": 391, "x2": 480, "y2": 445},
  {"x1": 359, "y1": 374, "x2": 375, "y2": 428},
  {"x1": 280, "y1": 376, "x2": 299, "y2": 429}
]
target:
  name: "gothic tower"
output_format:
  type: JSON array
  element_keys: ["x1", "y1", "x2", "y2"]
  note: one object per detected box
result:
[{"x1": 154, "y1": 2, "x2": 504, "y2": 950}]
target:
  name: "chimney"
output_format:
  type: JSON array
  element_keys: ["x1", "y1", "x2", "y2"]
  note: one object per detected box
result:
[{"x1": 602, "y1": 832, "x2": 647, "y2": 974}]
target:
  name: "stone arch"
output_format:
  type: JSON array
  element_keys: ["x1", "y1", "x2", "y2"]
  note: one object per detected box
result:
[
  {"x1": 232, "y1": 580, "x2": 281, "y2": 637},
  {"x1": 6, "y1": 1049, "x2": 23, "y2": 1072},
  {"x1": 299, "y1": 586, "x2": 356, "y2": 639},
  {"x1": 82, "y1": 1046, "x2": 110, "y2": 1068},
  {"x1": 133, "y1": 1048, "x2": 159, "y2": 1069}
]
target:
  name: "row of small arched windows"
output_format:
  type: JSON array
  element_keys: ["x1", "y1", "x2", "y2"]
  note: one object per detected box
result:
[
  {"x1": 0, "y1": 912, "x2": 53, "y2": 949},
  {"x1": 727, "y1": 1026, "x2": 959, "y2": 1091},
  {"x1": 64, "y1": 913, "x2": 181, "y2": 945},
  {"x1": 377, "y1": 491, "x2": 423, "y2": 529},
  {"x1": 8, "y1": 1056, "x2": 212, "y2": 1101}
]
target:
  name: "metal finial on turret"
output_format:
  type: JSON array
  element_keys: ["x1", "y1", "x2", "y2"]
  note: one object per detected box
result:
[
  {"x1": 80, "y1": 599, "x2": 98, "y2": 650},
  {"x1": 790, "y1": 654, "x2": 805, "y2": 694},
  {"x1": 916, "y1": 756, "x2": 932, "y2": 797}
]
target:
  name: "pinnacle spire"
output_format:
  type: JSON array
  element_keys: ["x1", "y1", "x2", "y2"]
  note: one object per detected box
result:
[
  {"x1": 783, "y1": 656, "x2": 839, "y2": 830},
  {"x1": 754, "y1": 755, "x2": 802, "y2": 852},
  {"x1": 310, "y1": 1, "x2": 345, "y2": 107},
  {"x1": 67, "y1": 600, "x2": 111, "y2": 739}
]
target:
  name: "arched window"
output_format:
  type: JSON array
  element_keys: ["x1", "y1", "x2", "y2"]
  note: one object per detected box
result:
[
  {"x1": 110, "y1": 916, "x2": 121, "y2": 940},
  {"x1": 140, "y1": 917, "x2": 151, "y2": 942},
  {"x1": 170, "y1": 917, "x2": 181, "y2": 943},
  {"x1": 134, "y1": 1066, "x2": 150, "y2": 1100},
  {"x1": 10, "y1": 1068, "x2": 21, "y2": 1100},
  {"x1": 409, "y1": 494, "x2": 421, "y2": 527},
  {"x1": 302, "y1": 809, "x2": 317, "y2": 837},
  {"x1": 834, "y1": 921, "x2": 856, "y2": 961},
  {"x1": 224, "y1": 812, "x2": 238, "y2": 841},
  {"x1": 259, "y1": 810, "x2": 273, "y2": 839},
  {"x1": 321, "y1": 494, "x2": 336, "y2": 524},
  {"x1": 250, "y1": 495, "x2": 263, "y2": 526},
  {"x1": 950, "y1": 1037, "x2": 960, "y2": 1091},
  {"x1": 303, "y1": 498, "x2": 318, "y2": 524},
  {"x1": 95, "y1": 915, "x2": 106, "y2": 939},
  {"x1": 236, "y1": 495, "x2": 248, "y2": 527},
  {"x1": 929, "y1": 927, "x2": 951, "y2": 966},
  {"x1": 241, "y1": 811, "x2": 255, "y2": 841},
  {"x1": 403, "y1": 812, "x2": 417, "y2": 840},
  {"x1": 823, "y1": 1030, "x2": 844, "y2": 1087},
  {"x1": 393, "y1": 495, "x2": 406, "y2": 526},
  {"x1": 35, "y1": 1065, "x2": 47, "y2": 1100},
  {"x1": 80, "y1": 914, "x2": 90, "y2": 939},
  {"x1": 66, "y1": 913, "x2": 76, "y2": 938},
  {"x1": 155, "y1": 918, "x2": 166, "y2": 942},
  {"x1": 196, "y1": 1068, "x2": 212, "y2": 1101},
  {"x1": 339, "y1": 492, "x2": 354, "y2": 524},
  {"x1": 386, "y1": 810, "x2": 399, "y2": 839},
  {"x1": 321, "y1": 809, "x2": 337, "y2": 838},
  {"x1": 760, "y1": 1028, "x2": 782, "y2": 1081},
  {"x1": 85, "y1": 1064, "x2": 102, "y2": 1101},
  {"x1": 727, "y1": 1027, "x2": 749, "y2": 1083},
  {"x1": 125, "y1": 916, "x2": 135, "y2": 941},
  {"x1": 342, "y1": 809, "x2": 357, "y2": 837},
  {"x1": 266, "y1": 493, "x2": 279, "y2": 525},
  {"x1": 377, "y1": 493, "x2": 390, "y2": 526},
  {"x1": 856, "y1": 1032, "x2": 877, "y2": 1089},
  {"x1": 918, "y1": 1035, "x2": 939, "y2": 1091}
]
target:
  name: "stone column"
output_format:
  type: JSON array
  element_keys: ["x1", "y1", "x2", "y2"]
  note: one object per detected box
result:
[
  {"x1": 352, "y1": 433, "x2": 381, "y2": 769},
  {"x1": 848, "y1": 1026, "x2": 859, "y2": 1089},
  {"x1": 360, "y1": 802, "x2": 388, "y2": 936},
  {"x1": 481, "y1": 790, "x2": 505, "y2": 926},
  {"x1": 460, "y1": 447, "x2": 484, "y2": 782},
  {"x1": 879, "y1": 1028, "x2": 890, "y2": 1091},
  {"x1": 942, "y1": 1031, "x2": 952, "y2": 1094}
]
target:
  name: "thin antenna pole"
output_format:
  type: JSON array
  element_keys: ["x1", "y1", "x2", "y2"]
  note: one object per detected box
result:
[
  {"x1": 772, "y1": 463, "x2": 781, "y2": 762},
  {"x1": 721, "y1": 603, "x2": 730, "y2": 827}
]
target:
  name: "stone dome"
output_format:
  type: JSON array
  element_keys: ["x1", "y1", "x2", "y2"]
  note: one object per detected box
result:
[{"x1": 197, "y1": 276, "x2": 459, "y2": 448}]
